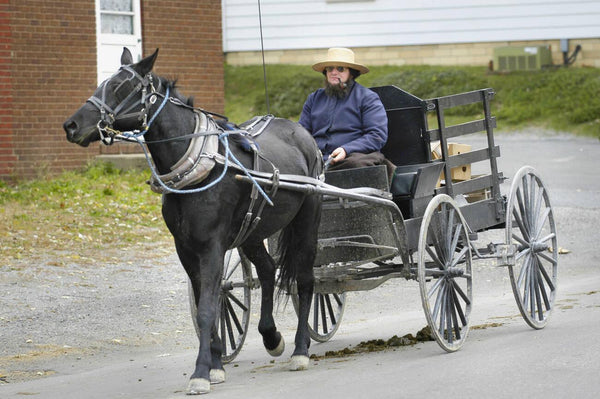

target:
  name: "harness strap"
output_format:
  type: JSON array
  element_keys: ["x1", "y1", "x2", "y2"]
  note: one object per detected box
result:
[{"x1": 229, "y1": 141, "x2": 280, "y2": 249}]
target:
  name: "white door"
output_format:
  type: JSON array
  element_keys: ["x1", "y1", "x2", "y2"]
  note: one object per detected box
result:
[{"x1": 96, "y1": 0, "x2": 142, "y2": 83}]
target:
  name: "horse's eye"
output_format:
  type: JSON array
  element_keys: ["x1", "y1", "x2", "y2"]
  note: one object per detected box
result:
[{"x1": 113, "y1": 81, "x2": 128, "y2": 97}]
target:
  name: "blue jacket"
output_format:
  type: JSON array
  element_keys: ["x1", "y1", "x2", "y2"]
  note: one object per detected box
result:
[{"x1": 299, "y1": 81, "x2": 388, "y2": 159}]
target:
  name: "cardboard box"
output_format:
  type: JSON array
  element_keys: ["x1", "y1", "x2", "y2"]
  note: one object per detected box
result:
[
  {"x1": 465, "y1": 188, "x2": 491, "y2": 203},
  {"x1": 430, "y1": 142, "x2": 472, "y2": 183}
]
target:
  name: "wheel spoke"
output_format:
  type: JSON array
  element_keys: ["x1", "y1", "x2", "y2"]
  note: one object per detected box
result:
[
  {"x1": 220, "y1": 300, "x2": 227, "y2": 353},
  {"x1": 426, "y1": 245, "x2": 445, "y2": 270},
  {"x1": 535, "y1": 259, "x2": 551, "y2": 312},
  {"x1": 449, "y1": 221, "x2": 463, "y2": 255},
  {"x1": 528, "y1": 262, "x2": 536, "y2": 319},
  {"x1": 449, "y1": 246, "x2": 469, "y2": 269},
  {"x1": 449, "y1": 286, "x2": 461, "y2": 340},
  {"x1": 225, "y1": 297, "x2": 244, "y2": 335},
  {"x1": 325, "y1": 294, "x2": 337, "y2": 326},
  {"x1": 431, "y1": 280, "x2": 445, "y2": 323},
  {"x1": 531, "y1": 188, "x2": 546, "y2": 238},
  {"x1": 319, "y1": 294, "x2": 329, "y2": 333},
  {"x1": 451, "y1": 278, "x2": 471, "y2": 306},
  {"x1": 536, "y1": 255, "x2": 556, "y2": 292},
  {"x1": 451, "y1": 280, "x2": 468, "y2": 326},
  {"x1": 446, "y1": 207, "x2": 456, "y2": 255},
  {"x1": 428, "y1": 276, "x2": 444, "y2": 299},
  {"x1": 430, "y1": 213, "x2": 446, "y2": 263},
  {"x1": 438, "y1": 284, "x2": 447, "y2": 339},
  {"x1": 516, "y1": 187, "x2": 530, "y2": 235},
  {"x1": 332, "y1": 293, "x2": 343, "y2": 307},
  {"x1": 445, "y1": 284, "x2": 453, "y2": 343},
  {"x1": 313, "y1": 295, "x2": 320, "y2": 333},
  {"x1": 511, "y1": 232, "x2": 528, "y2": 247},
  {"x1": 225, "y1": 290, "x2": 249, "y2": 312},
  {"x1": 515, "y1": 247, "x2": 531, "y2": 262},
  {"x1": 513, "y1": 206, "x2": 531, "y2": 242},
  {"x1": 516, "y1": 251, "x2": 531, "y2": 290},
  {"x1": 224, "y1": 300, "x2": 236, "y2": 350}
]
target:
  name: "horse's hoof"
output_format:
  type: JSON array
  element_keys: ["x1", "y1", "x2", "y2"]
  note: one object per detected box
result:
[
  {"x1": 290, "y1": 355, "x2": 309, "y2": 371},
  {"x1": 266, "y1": 335, "x2": 285, "y2": 357},
  {"x1": 210, "y1": 369, "x2": 226, "y2": 384},
  {"x1": 187, "y1": 378, "x2": 210, "y2": 395}
]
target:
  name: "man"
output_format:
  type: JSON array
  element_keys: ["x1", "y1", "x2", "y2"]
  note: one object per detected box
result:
[{"x1": 299, "y1": 47, "x2": 391, "y2": 172}]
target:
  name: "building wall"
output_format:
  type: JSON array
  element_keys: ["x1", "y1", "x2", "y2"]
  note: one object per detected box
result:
[
  {"x1": 226, "y1": 38, "x2": 600, "y2": 68},
  {"x1": 223, "y1": 0, "x2": 600, "y2": 52},
  {"x1": 0, "y1": 0, "x2": 16, "y2": 178},
  {"x1": 3, "y1": 0, "x2": 98, "y2": 180},
  {"x1": 1, "y1": 0, "x2": 224, "y2": 181}
]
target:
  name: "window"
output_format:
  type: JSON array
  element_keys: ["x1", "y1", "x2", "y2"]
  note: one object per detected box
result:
[{"x1": 96, "y1": 0, "x2": 142, "y2": 83}]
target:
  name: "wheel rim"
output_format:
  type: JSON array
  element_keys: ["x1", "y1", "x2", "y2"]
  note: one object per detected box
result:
[
  {"x1": 507, "y1": 166, "x2": 558, "y2": 329},
  {"x1": 188, "y1": 248, "x2": 252, "y2": 363},
  {"x1": 293, "y1": 291, "x2": 346, "y2": 343},
  {"x1": 418, "y1": 194, "x2": 472, "y2": 352}
]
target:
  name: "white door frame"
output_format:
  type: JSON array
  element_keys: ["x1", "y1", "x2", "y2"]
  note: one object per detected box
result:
[{"x1": 95, "y1": 0, "x2": 143, "y2": 83}]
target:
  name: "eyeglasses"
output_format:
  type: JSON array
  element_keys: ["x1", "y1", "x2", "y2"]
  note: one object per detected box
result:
[{"x1": 325, "y1": 66, "x2": 347, "y2": 73}]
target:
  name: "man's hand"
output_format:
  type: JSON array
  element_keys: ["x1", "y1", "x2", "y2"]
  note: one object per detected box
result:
[{"x1": 329, "y1": 147, "x2": 347, "y2": 164}]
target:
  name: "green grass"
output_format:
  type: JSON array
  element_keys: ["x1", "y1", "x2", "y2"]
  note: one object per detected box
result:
[
  {"x1": 225, "y1": 64, "x2": 600, "y2": 138},
  {"x1": 0, "y1": 163, "x2": 168, "y2": 266}
]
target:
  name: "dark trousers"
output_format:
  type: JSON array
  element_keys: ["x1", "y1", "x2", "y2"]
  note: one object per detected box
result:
[{"x1": 327, "y1": 151, "x2": 396, "y2": 182}]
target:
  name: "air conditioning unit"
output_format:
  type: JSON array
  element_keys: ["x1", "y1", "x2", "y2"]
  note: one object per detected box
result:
[{"x1": 493, "y1": 46, "x2": 553, "y2": 71}]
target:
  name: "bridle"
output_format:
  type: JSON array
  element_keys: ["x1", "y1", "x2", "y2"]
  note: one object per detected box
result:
[{"x1": 86, "y1": 65, "x2": 169, "y2": 145}]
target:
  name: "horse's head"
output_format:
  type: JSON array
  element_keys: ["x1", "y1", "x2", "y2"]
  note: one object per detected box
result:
[{"x1": 64, "y1": 47, "x2": 159, "y2": 147}]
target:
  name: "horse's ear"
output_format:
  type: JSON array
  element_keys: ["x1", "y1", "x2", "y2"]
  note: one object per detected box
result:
[
  {"x1": 137, "y1": 49, "x2": 159, "y2": 76},
  {"x1": 121, "y1": 47, "x2": 134, "y2": 65}
]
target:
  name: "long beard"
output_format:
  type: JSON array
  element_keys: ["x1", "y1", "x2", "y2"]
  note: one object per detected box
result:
[{"x1": 324, "y1": 79, "x2": 353, "y2": 99}]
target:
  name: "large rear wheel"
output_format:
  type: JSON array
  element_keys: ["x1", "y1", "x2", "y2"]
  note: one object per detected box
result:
[
  {"x1": 418, "y1": 194, "x2": 473, "y2": 352},
  {"x1": 506, "y1": 166, "x2": 558, "y2": 329}
]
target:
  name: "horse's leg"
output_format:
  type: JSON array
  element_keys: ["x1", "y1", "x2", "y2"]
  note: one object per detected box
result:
[
  {"x1": 178, "y1": 241, "x2": 225, "y2": 395},
  {"x1": 209, "y1": 326, "x2": 226, "y2": 384},
  {"x1": 283, "y1": 196, "x2": 320, "y2": 371},
  {"x1": 240, "y1": 243, "x2": 285, "y2": 356}
]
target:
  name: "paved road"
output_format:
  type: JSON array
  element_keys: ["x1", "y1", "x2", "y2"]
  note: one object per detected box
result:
[{"x1": 1, "y1": 131, "x2": 599, "y2": 398}]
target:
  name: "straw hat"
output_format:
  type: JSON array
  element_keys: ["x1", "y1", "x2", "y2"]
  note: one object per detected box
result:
[{"x1": 312, "y1": 47, "x2": 369, "y2": 75}]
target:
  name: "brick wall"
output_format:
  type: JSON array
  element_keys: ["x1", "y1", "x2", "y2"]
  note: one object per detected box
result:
[
  {"x1": 1, "y1": 0, "x2": 224, "y2": 181},
  {"x1": 8, "y1": 0, "x2": 98, "y2": 180},
  {"x1": 226, "y1": 38, "x2": 600, "y2": 69},
  {"x1": 0, "y1": 0, "x2": 16, "y2": 178}
]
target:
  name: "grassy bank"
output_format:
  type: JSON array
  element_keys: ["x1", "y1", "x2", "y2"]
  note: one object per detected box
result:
[
  {"x1": 0, "y1": 163, "x2": 168, "y2": 267},
  {"x1": 225, "y1": 64, "x2": 600, "y2": 138}
]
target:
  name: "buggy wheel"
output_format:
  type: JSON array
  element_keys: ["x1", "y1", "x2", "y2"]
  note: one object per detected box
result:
[
  {"x1": 292, "y1": 291, "x2": 347, "y2": 343},
  {"x1": 188, "y1": 248, "x2": 252, "y2": 363},
  {"x1": 506, "y1": 166, "x2": 558, "y2": 329},
  {"x1": 418, "y1": 194, "x2": 473, "y2": 353}
]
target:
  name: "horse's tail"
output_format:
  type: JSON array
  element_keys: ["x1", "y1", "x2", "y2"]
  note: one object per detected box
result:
[
  {"x1": 275, "y1": 220, "x2": 300, "y2": 296},
  {"x1": 276, "y1": 137, "x2": 322, "y2": 297}
]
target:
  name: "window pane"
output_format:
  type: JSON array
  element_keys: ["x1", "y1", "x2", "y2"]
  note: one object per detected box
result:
[
  {"x1": 100, "y1": 0, "x2": 132, "y2": 12},
  {"x1": 101, "y1": 15, "x2": 133, "y2": 34}
]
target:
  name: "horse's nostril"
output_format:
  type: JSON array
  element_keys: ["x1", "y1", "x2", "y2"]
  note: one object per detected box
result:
[{"x1": 63, "y1": 120, "x2": 78, "y2": 135}]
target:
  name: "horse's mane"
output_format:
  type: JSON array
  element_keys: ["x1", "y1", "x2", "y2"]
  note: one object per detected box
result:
[{"x1": 160, "y1": 77, "x2": 194, "y2": 107}]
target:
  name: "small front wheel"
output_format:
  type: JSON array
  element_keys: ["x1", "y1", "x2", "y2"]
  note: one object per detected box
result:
[
  {"x1": 188, "y1": 248, "x2": 252, "y2": 363},
  {"x1": 292, "y1": 291, "x2": 347, "y2": 343},
  {"x1": 418, "y1": 194, "x2": 473, "y2": 353}
]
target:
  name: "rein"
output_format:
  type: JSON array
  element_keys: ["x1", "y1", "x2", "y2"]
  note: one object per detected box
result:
[{"x1": 86, "y1": 65, "x2": 274, "y2": 205}]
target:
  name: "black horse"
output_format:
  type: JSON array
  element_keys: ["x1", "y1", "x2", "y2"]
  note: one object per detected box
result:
[{"x1": 64, "y1": 48, "x2": 322, "y2": 394}]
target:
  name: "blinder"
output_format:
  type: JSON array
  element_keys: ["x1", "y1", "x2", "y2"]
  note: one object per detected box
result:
[{"x1": 86, "y1": 65, "x2": 158, "y2": 145}]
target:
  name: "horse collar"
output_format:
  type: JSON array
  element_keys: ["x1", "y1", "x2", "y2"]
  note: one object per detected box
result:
[{"x1": 148, "y1": 111, "x2": 219, "y2": 194}]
